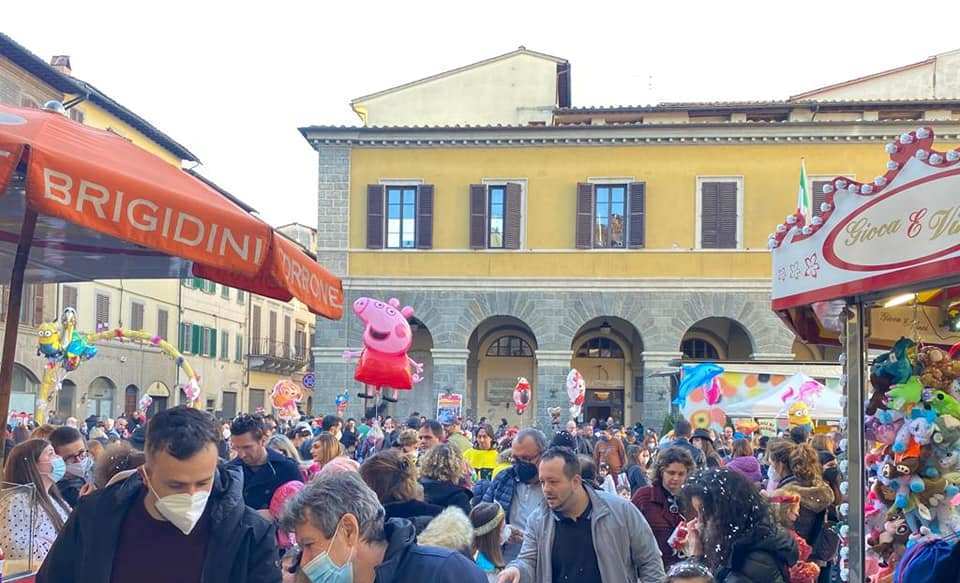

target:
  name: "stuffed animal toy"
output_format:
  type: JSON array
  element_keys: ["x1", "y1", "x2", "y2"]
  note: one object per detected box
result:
[
  {"x1": 931, "y1": 390, "x2": 960, "y2": 420},
  {"x1": 907, "y1": 416, "x2": 935, "y2": 447},
  {"x1": 887, "y1": 376, "x2": 924, "y2": 411},
  {"x1": 868, "y1": 373, "x2": 894, "y2": 415},
  {"x1": 866, "y1": 514, "x2": 911, "y2": 562},
  {"x1": 879, "y1": 458, "x2": 923, "y2": 508},
  {"x1": 872, "y1": 338, "x2": 915, "y2": 385},
  {"x1": 787, "y1": 401, "x2": 813, "y2": 430},
  {"x1": 918, "y1": 346, "x2": 960, "y2": 390}
]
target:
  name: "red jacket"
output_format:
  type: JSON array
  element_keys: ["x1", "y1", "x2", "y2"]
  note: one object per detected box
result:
[{"x1": 632, "y1": 484, "x2": 683, "y2": 570}]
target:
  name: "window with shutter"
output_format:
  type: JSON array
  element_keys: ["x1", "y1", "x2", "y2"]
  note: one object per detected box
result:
[
  {"x1": 207, "y1": 281, "x2": 217, "y2": 295},
  {"x1": 283, "y1": 315, "x2": 291, "y2": 357},
  {"x1": 95, "y1": 293, "x2": 110, "y2": 330},
  {"x1": 251, "y1": 305, "x2": 262, "y2": 345},
  {"x1": 221, "y1": 331, "x2": 229, "y2": 360},
  {"x1": 209, "y1": 327, "x2": 217, "y2": 358},
  {"x1": 63, "y1": 286, "x2": 78, "y2": 311},
  {"x1": 811, "y1": 180, "x2": 832, "y2": 214},
  {"x1": 19, "y1": 286, "x2": 32, "y2": 325},
  {"x1": 628, "y1": 182, "x2": 646, "y2": 249},
  {"x1": 385, "y1": 186, "x2": 417, "y2": 249},
  {"x1": 191, "y1": 324, "x2": 202, "y2": 355},
  {"x1": 700, "y1": 180, "x2": 740, "y2": 249},
  {"x1": 180, "y1": 323, "x2": 192, "y2": 353},
  {"x1": 182, "y1": 278, "x2": 193, "y2": 289},
  {"x1": 157, "y1": 309, "x2": 169, "y2": 340},
  {"x1": 192, "y1": 277, "x2": 204, "y2": 290},
  {"x1": 575, "y1": 183, "x2": 594, "y2": 249},
  {"x1": 416, "y1": 185, "x2": 434, "y2": 249},
  {"x1": 130, "y1": 302, "x2": 144, "y2": 330},
  {"x1": 221, "y1": 286, "x2": 230, "y2": 299},
  {"x1": 367, "y1": 185, "x2": 385, "y2": 248},
  {"x1": 504, "y1": 183, "x2": 522, "y2": 250},
  {"x1": 32, "y1": 284, "x2": 45, "y2": 326},
  {"x1": 0, "y1": 286, "x2": 7, "y2": 321},
  {"x1": 469, "y1": 184, "x2": 488, "y2": 249},
  {"x1": 236, "y1": 334, "x2": 244, "y2": 362},
  {"x1": 593, "y1": 184, "x2": 627, "y2": 248},
  {"x1": 268, "y1": 311, "x2": 278, "y2": 355},
  {"x1": 487, "y1": 185, "x2": 504, "y2": 249},
  {"x1": 237, "y1": 290, "x2": 245, "y2": 304}
]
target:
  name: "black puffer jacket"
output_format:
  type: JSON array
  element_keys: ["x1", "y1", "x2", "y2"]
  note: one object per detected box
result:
[
  {"x1": 717, "y1": 525, "x2": 798, "y2": 583},
  {"x1": 37, "y1": 463, "x2": 279, "y2": 583},
  {"x1": 420, "y1": 478, "x2": 472, "y2": 516}
]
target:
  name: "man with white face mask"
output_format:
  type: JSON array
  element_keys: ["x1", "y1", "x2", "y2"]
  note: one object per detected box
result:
[
  {"x1": 38, "y1": 406, "x2": 280, "y2": 583},
  {"x1": 49, "y1": 426, "x2": 91, "y2": 507}
]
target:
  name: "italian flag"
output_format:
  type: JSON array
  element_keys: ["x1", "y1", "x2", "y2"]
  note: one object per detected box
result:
[{"x1": 797, "y1": 159, "x2": 811, "y2": 221}]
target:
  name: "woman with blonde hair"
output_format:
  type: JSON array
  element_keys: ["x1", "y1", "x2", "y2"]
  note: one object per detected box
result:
[
  {"x1": 394, "y1": 427, "x2": 419, "y2": 456},
  {"x1": 267, "y1": 433, "x2": 310, "y2": 481},
  {"x1": 307, "y1": 432, "x2": 344, "y2": 478},
  {"x1": 0, "y1": 439, "x2": 71, "y2": 571},
  {"x1": 359, "y1": 448, "x2": 441, "y2": 532},
  {"x1": 419, "y1": 444, "x2": 472, "y2": 515}
]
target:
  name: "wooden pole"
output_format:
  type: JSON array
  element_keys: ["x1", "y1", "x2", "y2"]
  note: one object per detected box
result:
[{"x1": 0, "y1": 207, "x2": 39, "y2": 468}]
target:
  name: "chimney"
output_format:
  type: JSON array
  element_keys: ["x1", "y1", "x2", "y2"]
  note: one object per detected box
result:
[{"x1": 50, "y1": 55, "x2": 72, "y2": 76}]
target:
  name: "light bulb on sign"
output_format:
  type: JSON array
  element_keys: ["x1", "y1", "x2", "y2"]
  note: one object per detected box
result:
[{"x1": 883, "y1": 293, "x2": 916, "y2": 308}]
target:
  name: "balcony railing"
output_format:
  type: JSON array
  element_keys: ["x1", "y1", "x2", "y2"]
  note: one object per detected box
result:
[{"x1": 247, "y1": 337, "x2": 310, "y2": 372}]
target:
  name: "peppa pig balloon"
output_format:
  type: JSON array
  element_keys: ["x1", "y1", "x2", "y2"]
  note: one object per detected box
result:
[
  {"x1": 513, "y1": 377, "x2": 531, "y2": 415},
  {"x1": 343, "y1": 297, "x2": 424, "y2": 403},
  {"x1": 566, "y1": 369, "x2": 585, "y2": 419}
]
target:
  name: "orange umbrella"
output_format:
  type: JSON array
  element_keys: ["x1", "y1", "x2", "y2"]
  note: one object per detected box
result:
[{"x1": 0, "y1": 103, "x2": 342, "y2": 436}]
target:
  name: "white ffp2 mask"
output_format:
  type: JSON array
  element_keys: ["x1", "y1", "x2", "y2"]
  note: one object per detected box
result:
[{"x1": 143, "y1": 469, "x2": 211, "y2": 535}]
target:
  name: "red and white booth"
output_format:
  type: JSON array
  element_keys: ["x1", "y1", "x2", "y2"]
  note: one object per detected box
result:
[{"x1": 770, "y1": 126, "x2": 960, "y2": 582}]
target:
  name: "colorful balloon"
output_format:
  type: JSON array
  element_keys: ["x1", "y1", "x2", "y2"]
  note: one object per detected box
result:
[
  {"x1": 513, "y1": 377, "x2": 531, "y2": 415},
  {"x1": 566, "y1": 369, "x2": 585, "y2": 419},
  {"x1": 271, "y1": 379, "x2": 304, "y2": 422},
  {"x1": 343, "y1": 297, "x2": 423, "y2": 403},
  {"x1": 335, "y1": 390, "x2": 349, "y2": 415},
  {"x1": 35, "y1": 310, "x2": 201, "y2": 422},
  {"x1": 675, "y1": 363, "x2": 724, "y2": 407}
]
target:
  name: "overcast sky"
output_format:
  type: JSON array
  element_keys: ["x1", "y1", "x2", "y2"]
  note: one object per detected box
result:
[{"x1": 7, "y1": 1, "x2": 960, "y2": 226}]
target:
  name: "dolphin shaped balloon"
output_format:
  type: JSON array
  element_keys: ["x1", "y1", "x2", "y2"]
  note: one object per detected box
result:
[{"x1": 674, "y1": 363, "x2": 724, "y2": 407}]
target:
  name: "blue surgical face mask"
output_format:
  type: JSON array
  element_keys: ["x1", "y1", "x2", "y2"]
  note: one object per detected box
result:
[
  {"x1": 46, "y1": 456, "x2": 66, "y2": 483},
  {"x1": 302, "y1": 522, "x2": 354, "y2": 583}
]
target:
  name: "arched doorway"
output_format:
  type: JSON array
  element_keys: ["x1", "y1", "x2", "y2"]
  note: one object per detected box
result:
[
  {"x1": 124, "y1": 385, "x2": 139, "y2": 416},
  {"x1": 680, "y1": 317, "x2": 754, "y2": 360},
  {"x1": 570, "y1": 317, "x2": 644, "y2": 426},
  {"x1": 468, "y1": 316, "x2": 538, "y2": 427},
  {"x1": 146, "y1": 381, "x2": 170, "y2": 416},
  {"x1": 11, "y1": 364, "x2": 40, "y2": 417},
  {"x1": 58, "y1": 380, "x2": 76, "y2": 420},
  {"x1": 86, "y1": 377, "x2": 116, "y2": 419}
]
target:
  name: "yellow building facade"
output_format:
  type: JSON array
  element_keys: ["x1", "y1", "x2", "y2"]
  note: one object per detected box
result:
[{"x1": 305, "y1": 62, "x2": 960, "y2": 428}]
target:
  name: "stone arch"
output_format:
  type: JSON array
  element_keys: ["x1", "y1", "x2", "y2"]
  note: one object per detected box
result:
[
  {"x1": 452, "y1": 292, "x2": 549, "y2": 349},
  {"x1": 468, "y1": 315, "x2": 539, "y2": 426},
  {"x1": 559, "y1": 294, "x2": 655, "y2": 350},
  {"x1": 680, "y1": 317, "x2": 754, "y2": 360}
]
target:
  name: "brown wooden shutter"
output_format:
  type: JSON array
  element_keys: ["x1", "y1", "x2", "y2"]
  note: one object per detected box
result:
[
  {"x1": 504, "y1": 183, "x2": 522, "y2": 250},
  {"x1": 576, "y1": 183, "x2": 595, "y2": 249},
  {"x1": 812, "y1": 180, "x2": 830, "y2": 213},
  {"x1": 469, "y1": 184, "x2": 487, "y2": 249},
  {"x1": 416, "y1": 184, "x2": 434, "y2": 249},
  {"x1": 700, "y1": 182, "x2": 719, "y2": 249},
  {"x1": 366, "y1": 185, "x2": 384, "y2": 249},
  {"x1": 627, "y1": 182, "x2": 646, "y2": 249},
  {"x1": 717, "y1": 182, "x2": 738, "y2": 249},
  {"x1": 32, "y1": 285, "x2": 44, "y2": 325}
]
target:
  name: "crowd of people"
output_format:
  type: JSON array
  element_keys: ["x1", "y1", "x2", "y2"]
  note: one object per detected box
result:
[{"x1": 0, "y1": 405, "x2": 853, "y2": 583}]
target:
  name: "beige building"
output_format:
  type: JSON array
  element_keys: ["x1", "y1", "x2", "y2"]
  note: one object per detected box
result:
[
  {"x1": 1, "y1": 34, "x2": 313, "y2": 424},
  {"x1": 350, "y1": 47, "x2": 570, "y2": 127}
]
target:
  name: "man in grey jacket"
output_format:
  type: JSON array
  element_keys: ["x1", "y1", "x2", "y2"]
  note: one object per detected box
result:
[{"x1": 497, "y1": 446, "x2": 665, "y2": 583}]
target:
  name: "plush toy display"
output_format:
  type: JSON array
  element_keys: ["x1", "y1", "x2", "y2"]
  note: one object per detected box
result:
[
  {"x1": 343, "y1": 297, "x2": 424, "y2": 403},
  {"x1": 865, "y1": 337, "x2": 960, "y2": 572}
]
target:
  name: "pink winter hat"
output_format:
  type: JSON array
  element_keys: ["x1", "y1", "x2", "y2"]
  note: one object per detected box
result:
[{"x1": 269, "y1": 480, "x2": 305, "y2": 519}]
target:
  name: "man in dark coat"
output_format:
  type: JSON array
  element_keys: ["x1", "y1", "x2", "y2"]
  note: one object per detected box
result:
[{"x1": 38, "y1": 405, "x2": 279, "y2": 583}]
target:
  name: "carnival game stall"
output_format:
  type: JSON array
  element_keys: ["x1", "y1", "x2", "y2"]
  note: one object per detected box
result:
[{"x1": 770, "y1": 126, "x2": 960, "y2": 582}]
